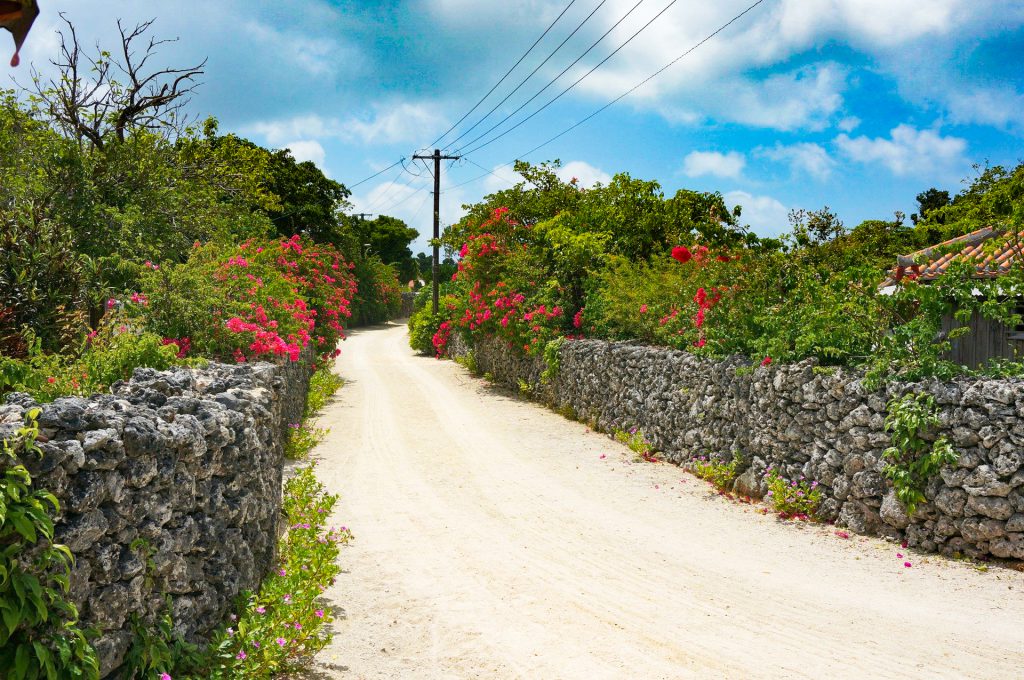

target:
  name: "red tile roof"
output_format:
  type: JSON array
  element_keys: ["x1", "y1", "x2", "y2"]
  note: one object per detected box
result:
[{"x1": 884, "y1": 227, "x2": 1024, "y2": 285}]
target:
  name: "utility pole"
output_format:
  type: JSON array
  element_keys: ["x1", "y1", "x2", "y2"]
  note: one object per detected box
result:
[{"x1": 413, "y1": 149, "x2": 460, "y2": 314}]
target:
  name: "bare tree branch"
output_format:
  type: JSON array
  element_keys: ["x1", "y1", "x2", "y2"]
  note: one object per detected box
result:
[{"x1": 31, "y1": 14, "x2": 205, "y2": 148}]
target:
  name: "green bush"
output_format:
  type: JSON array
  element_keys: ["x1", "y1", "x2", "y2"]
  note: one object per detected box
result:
[
  {"x1": 349, "y1": 257, "x2": 403, "y2": 326},
  {"x1": 882, "y1": 394, "x2": 959, "y2": 514},
  {"x1": 691, "y1": 454, "x2": 741, "y2": 491},
  {"x1": 408, "y1": 304, "x2": 451, "y2": 355},
  {"x1": 0, "y1": 312, "x2": 185, "y2": 402},
  {"x1": 0, "y1": 410, "x2": 99, "y2": 679}
]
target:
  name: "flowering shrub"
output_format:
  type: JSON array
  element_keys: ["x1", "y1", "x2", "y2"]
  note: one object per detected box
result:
[
  {"x1": 141, "y1": 236, "x2": 356, "y2": 365},
  {"x1": 763, "y1": 468, "x2": 822, "y2": 518},
  {"x1": 150, "y1": 465, "x2": 351, "y2": 679},
  {"x1": 438, "y1": 209, "x2": 569, "y2": 357}
]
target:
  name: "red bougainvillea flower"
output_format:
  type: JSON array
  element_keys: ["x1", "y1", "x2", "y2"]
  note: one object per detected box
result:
[
  {"x1": 639, "y1": 304, "x2": 648, "y2": 314},
  {"x1": 671, "y1": 246, "x2": 692, "y2": 263},
  {"x1": 761, "y1": 356, "x2": 772, "y2": 367}
]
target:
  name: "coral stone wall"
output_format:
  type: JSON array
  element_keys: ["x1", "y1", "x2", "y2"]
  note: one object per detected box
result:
[
  {"x1": 0, "y1": 356, "x2": 312, "y2": 676},
  {"x1": 464, "y1": 337, "x2": 1024, "y2": 562}
]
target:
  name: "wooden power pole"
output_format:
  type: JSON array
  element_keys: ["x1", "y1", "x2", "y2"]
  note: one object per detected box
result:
[{"x1": 413, "y1": 149, "x2": 460, "y2": 314}]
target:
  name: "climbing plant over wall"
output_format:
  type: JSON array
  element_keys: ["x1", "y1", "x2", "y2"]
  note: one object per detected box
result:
[{"x1": 0, "y1": 409, "x2": 99, "y2": 679}]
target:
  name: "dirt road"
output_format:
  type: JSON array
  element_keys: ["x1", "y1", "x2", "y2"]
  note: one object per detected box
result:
[{"x1": 304, "y1": 322, "x2": 1024, "y2": 679}]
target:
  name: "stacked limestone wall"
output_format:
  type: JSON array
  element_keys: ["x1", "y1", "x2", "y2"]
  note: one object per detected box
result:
[
  {"x1": 463, "y1": 337, "x2": 1024, "y2": 562},
  {"x1": 0, "y1": 355, "x2": 312, "y2": 676}
]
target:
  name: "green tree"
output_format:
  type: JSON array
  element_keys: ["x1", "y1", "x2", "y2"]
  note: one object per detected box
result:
[
  {"x1": 261, "y1": 146, "x2": 352, "y2": 246},
  {"x1": 911, "y1": 187, "x2": 951, "y2": 224}
]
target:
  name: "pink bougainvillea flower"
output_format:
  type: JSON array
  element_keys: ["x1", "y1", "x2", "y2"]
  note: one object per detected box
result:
[
  {"x1": 761, "y1": 356, "x2": 772, "y2": 367},
  {"x1": 671, "y1": 246, "x2": 692, "y2": 264},
  {"x1": 160, "y1": 674, "x2": 172, "y2": 680},
  {"x1": 896, "y1": 553, "x2": 903, "y2": 559},
  {"x1": 599, "y1": 454, "x2": 606, "y2": 459},
  {"x1": 639, "y1": 304, "x2": 648, "y2": 314},
  {"x1": 256, "y1": 606, "x2": 266, "y2": 614},
  {"x1": 834, "y1": 530, "x2": 850, "y2": 539},
  {"x1": 904, "y1": 562, "x2": 912, "y2": 568}
]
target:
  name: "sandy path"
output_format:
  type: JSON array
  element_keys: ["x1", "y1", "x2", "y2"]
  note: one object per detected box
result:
[{"x1": 303, "y1": 322, "x2": 1024, "y2": 679}]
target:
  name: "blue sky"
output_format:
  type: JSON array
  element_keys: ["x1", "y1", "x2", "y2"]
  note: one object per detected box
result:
[{"x1": 18, "y1": 1, "x2": 1024, "y2": 253}]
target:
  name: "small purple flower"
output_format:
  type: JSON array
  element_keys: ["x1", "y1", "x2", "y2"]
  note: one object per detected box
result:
[
  {"x1": 294, "y1": 622, "x2": 302, "y2": 630},
  {"x1": 276, "y1": 637, "x2": 287, "y2": 647},
  {"x1": 315, "y1": 609, "x2": 325, "y2": 618},
  {"x1": 256, "y1": 606, "x2": 266, "y2": 614},
  {"x1": 160, "y1": 674, "x2": 172, "y2": 680},
  {"x1": 279, "y1": 568, "x2": 287, "y2": 577},
  {"x1": 252, "y1": 641, "x2": 261, "y2": 649},
  {"x1": 283, "y1": 594, "x2": 292, "y2": 603},
  {"x1": 236, "y1": 651, "x2": 247, "y2": 660},
  {"x1": 227, "y1": 627, "x2": 235, "y2": 637}
]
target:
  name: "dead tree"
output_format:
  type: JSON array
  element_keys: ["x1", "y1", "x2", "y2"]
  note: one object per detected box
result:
[{"x1": 31, "y1": 14, "x2": 206, "y2": 149}]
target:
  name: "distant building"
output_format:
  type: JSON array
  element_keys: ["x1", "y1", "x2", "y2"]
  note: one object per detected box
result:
[{"x1": 881, "y1": 227, "x2": 1024, "y2": 368}]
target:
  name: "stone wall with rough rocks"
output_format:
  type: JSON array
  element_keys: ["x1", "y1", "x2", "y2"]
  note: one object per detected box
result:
[
  {"x1": 0, "y1": 354, "x2": 312, "y2": 677},
  {"x1": 460, "y1": 337, "x2": 1024, "y2": 562}
]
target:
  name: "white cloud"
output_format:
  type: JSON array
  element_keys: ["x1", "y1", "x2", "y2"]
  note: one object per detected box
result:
[
  {"x1": 835, "y1": 124, "x2": 968, "y2": 175},
  {"x1": 725, "y1": 191, "x2": 790, "y2": 237},
  {"x1": 242, "y1": 20, "x2": 345, "y2": 78},
  {"x1": 649, "y1": 63, "x2": 847, "y2": 132},
  {"x1": 347, "y1": 103, "x2": 447, "y2": 145},
  {"x1": 284, "y1": 140, "x2": 326, "y2": 168},
  {"x1": 682, "y1": 151, "x2": 745, "y2": 179},
  {"x1": 556, "y1": 160, "x2": 612, "y2": 188},
  {"x1": 943, "y1": 86, "x2": 1024, "y2": 129},
  {"x1": 837, "y1": 116, "x2": 861, "y2": 132},
  {"x1": 541, "y1": 0, "x2": 1013, "y2": 133},
  {"x1": 759, "y1": 142, "x2": 835, "y2": 180},
  {"x1": 244, "y1": 103, "x2": 446, "y2": 147}
]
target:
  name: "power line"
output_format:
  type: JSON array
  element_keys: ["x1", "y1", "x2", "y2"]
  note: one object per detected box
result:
[
  {"x1": 363, "y1": 164, "x2": 429, "y2": 213},
  {"x1": 460, "y1": 0, "x2": 682, "y2": 157},
  {"x1": 426, "y1": 0, "x2": 580, "y2": 150},
  {"x1": 518, "y1": 0, "x2": 768, "y2": 160},
  {"x1": 447, "y1": 0, "x2": 768, "y2": 190},
  {"x1": 346, "y1": 158, "x2": 404, "y2": 189},
  {"x1": 441, "y1": 0, "x2": 612, "y2": 153}
]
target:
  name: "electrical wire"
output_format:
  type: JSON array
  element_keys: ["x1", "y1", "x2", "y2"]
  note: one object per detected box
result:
[
  {"x1": 459, "y1": 0, "x2": 681, "y2": 157},
  {"x1": 346, "y1": 158, "x2": 404, "y2": 189},
  {"x1": 440, "y1": 0, "x2": 612, "y2": 153},
  {"x1": 426, "y1": 0, "x2": 580, "y2": 150},
  {"x1": 445, "y1": 0, "x2": 768, "y2": 191},
  {"x1": 514, "y1": 0, "x2": 767, "y2": 160}
]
